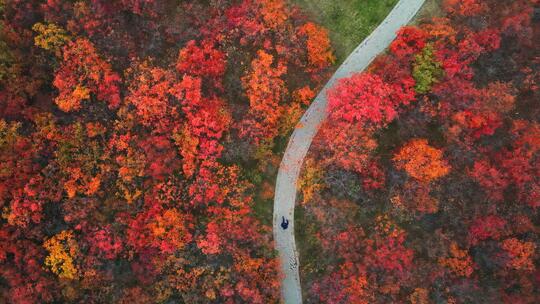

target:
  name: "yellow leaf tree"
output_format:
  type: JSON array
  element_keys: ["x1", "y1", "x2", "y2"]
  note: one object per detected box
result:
[{"x1": 43, "y1": 230, "x2": 79, "y2": 279}]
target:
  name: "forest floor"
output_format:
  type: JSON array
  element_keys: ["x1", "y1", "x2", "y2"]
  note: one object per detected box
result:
[{"x1": 274, "y1": 0, "x2": 428, "y2": 303}]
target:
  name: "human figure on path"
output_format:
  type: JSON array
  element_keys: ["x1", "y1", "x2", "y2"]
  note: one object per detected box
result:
[{"x1": 281, "y1": 216, "x2": 289, "y2": 230}]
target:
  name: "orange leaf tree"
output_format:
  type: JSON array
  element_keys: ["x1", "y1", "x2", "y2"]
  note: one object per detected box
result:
[
  {"x1": 393, "y1": 139, "x2": 450, "y2": 183},
  {"x1": 53, "y1": 39, "x2": 121, "y2": 112},
  {"x1": 240, "y1": 50, "x2": 287, "y2": 144},
  {"x1": 298, "y1": 22, "x2": 335, "y2": 71}
]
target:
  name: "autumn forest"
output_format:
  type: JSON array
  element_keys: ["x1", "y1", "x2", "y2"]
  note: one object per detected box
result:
[{"x1": 0, "y1": 0, "x2": 539, "y2": 303}]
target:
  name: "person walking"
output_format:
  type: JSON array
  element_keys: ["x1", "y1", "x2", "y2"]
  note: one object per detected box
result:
[{"x1": 281, "y1": 216, "x2": 289, "y2": 230}]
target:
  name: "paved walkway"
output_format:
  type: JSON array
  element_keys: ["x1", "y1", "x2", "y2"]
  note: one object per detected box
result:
[{"x1": 272, "y1": 0, "x2": 426, "y2": 303}]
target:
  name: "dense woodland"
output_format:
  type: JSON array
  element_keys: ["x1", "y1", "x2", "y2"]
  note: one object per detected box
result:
[
  {"x1": 299, "y1": 0, "x2": 540, "y2": 302},
  {"x1": 2, "y1": 0, "x2": 539, "y2": 303},
  {"x1": 0, "y1": 0, "x2": 335, "y2": 303}
]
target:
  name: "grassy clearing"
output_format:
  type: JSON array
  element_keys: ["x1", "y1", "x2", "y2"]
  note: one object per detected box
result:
[{"x1": 291, "y1": 0, "x2": 398, "y2": 63}]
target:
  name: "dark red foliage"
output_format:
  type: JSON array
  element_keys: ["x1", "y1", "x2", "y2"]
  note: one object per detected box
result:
[
  {"x1": 1, "y1": 0, "x2": 333, "y2": 302},
  {"x1": 0, "y1": 229, "x2": 57, "y2": 304},
  {"x1": 390, "y1": 26, "x2": 427, "y2": 59},
  {"x1": 365, "y1": 232, "x2": 414, "y2": 273},
  {"x1": 86, "y1": 226, "x2": 123, "y2": 260},
  {"x1": 304, "y1": 1, "x2": 540, "y2": 303},
  {"x1": 137, "y1": 136, "x2": 179, "y2": 179},
  {"x1": 468, "y1": 215, "x2": 507, "y2": 245},
  {"x1": 469, "y1": 160, "x2": 509, "y2": 202}
]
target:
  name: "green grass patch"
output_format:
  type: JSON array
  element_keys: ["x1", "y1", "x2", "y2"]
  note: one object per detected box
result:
[
  {"x1": 291, "y1": 0, "x2": 398, "y2": 63},
  {"x1": 252, "y1": 196, "x2": 273, "y2": 227}
]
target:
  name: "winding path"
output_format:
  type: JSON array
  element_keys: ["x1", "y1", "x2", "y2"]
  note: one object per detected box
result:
[{"x1": 272, "y1": 0, "x2": 426, "y2": 303}]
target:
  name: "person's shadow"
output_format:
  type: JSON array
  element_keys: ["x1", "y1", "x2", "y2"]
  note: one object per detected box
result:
[{"x1": 281, "y1": 216, "x2": 289, "y2": 230}]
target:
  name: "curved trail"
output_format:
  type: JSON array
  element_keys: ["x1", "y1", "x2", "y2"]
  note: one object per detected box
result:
[{"x1": 272, "y1": 0, "x2": 426, "y2": 303}]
